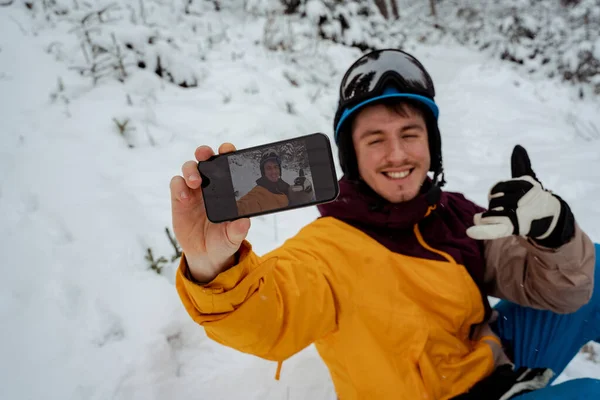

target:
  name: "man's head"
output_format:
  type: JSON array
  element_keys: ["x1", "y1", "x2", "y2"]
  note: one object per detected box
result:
[
  {"x1": 351, "y1": 100, "x2": 431, "y2": 203},
  {"x1": 333, "y1": 49, "x2": 444, "y2": 203},
  {"x1": 260, "y1": 152, "x2": 281, "y2": 183}
]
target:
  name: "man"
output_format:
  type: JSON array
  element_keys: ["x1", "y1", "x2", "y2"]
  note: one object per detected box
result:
[
  {"x1": 170, "y1": 49, "x2": 600, "y2": 399},
  {"x1": 236, "y1": 151, "x2": 290, "y2": 215}
]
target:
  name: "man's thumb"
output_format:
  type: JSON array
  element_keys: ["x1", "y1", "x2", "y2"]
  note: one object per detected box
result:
[
  {"x1": 466, "y1": 213, "x2": 514, "y2": 240},
  {"x1": 511, "y1": 144, "x2": 537, "y2": 180},
  {"x1": 466, "y1": 223, "x2": 513, "y2": 240},
  {"x1": 226, "y1": 218, "x2": 251, "y2": 245}
]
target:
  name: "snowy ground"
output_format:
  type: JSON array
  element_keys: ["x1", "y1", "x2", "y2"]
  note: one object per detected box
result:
[{"x1": 1, "y1": 4, "x2": 600, "y2": 400}]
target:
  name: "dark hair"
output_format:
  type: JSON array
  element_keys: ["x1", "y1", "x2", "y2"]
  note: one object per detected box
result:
[{"x1": 368, "y1": 100, "x2": 427, "y2": 120}]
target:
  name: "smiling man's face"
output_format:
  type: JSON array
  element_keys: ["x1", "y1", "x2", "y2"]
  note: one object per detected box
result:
[
  {"x1": 263, "y1": 160, "x2": 281, "y2": 183},
  {"x1": 351, "y1": 101, "x2": 430, "y2": 203}
]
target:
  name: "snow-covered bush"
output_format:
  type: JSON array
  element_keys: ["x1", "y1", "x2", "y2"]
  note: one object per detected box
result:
[
  {"x1": 300, "y1": 0, "x2": 402, "y2": 51},
  {"x1": 244, "y1": 0, "x2": 280, "y2": 15},
  {"x1": 274, "y1": 0, "x2": 599, "y2": 98},
  {"x1": 405, "y1": 0, "x2": 600, "y2": 97},
  {"x1": 15, "y1": 0, "x2": 227, "y2": 88},
  {"x1": 10, "y1": 0, "x2": 599, "y2": 97},
  {"x1": 263, "y1": 13, "x2": 296, "y2": 51}
]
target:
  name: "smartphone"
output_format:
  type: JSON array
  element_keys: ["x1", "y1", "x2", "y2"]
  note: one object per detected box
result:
[{"x1": 197, "y1": 132, "x2": 339, "y2": 223}]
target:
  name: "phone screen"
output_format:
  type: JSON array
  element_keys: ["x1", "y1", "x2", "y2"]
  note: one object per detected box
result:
[{"x1": 198, "y1": 133, "x2": 339, "y2": 223}]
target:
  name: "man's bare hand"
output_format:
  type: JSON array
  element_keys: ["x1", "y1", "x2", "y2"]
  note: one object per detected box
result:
[{"x1": 170, "y1": 143, "x2": 251, "y2": 282}]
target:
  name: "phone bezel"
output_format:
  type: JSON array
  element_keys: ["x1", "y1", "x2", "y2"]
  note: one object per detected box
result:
[{"x1": 197, "y1": 132, "x2": 340, "y2": 223}]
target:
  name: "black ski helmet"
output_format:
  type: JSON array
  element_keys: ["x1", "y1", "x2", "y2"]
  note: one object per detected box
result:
[
  {"x1": 260, "y1": 151, "x2": 281, "y2": 176},
  {"x1": 333, "y1": 49, "x2": 444, "y2": 187}
]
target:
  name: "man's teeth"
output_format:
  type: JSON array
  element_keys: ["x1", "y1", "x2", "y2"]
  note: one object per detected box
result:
[{"x1": 385, "y1": 171, "x2": 410, "y2": 179}]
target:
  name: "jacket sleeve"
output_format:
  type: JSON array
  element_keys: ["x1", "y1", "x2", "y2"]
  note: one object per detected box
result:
[
  {"x1": 236, "y1": 187, "x2": 262, "y2": 215},
  {"x1": 175, "y1": 233, "x2": 339, "y2": 362},
  {"x1": 483, "y1": 222, "x2": 595, "y2": 313}
]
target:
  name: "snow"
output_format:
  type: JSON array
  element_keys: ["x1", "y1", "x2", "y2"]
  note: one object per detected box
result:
[
  {"x1": 305, "y1": 0, "x2": 330, "y2": 23},
  {"x1": 1, "y1": 2, "x2": 599, "y2": 400}
]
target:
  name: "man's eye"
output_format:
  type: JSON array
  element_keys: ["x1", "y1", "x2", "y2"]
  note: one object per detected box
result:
[{"x1": 368, "y1": 139, "x2": 382, "y2": 145}]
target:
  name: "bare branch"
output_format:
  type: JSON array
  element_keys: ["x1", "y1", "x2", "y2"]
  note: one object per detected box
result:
[
  {"x1": 81, "y1": 2, "x2": 119, "y2": 25},
  {"x1": 111, "y1": 32, "x2": 128, "y2": 81},
  {"x1": 165, "y1": 227, "x2": 182, "y2": 262},
  {"x1": 139, "y1": 0, "x2": 146, "y2": 24},
  {"x1": 8, "y1": 16, "x2": 27, "y2": 35},
  {"x1": 429, "y1": 0, "x2": 437, "y2": 18},
  {"x1": 145, "y1": 248, "x2": 167, "y2": 275}
]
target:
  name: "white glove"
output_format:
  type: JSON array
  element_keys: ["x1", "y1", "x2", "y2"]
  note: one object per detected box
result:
[{"x1": 466, "y1": 145, "x2": 562, "y2": 241}]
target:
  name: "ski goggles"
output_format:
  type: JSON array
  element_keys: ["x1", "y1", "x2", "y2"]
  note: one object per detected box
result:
[{"x1": 334, "y1": 49, "x2": 439, "y2": 141}]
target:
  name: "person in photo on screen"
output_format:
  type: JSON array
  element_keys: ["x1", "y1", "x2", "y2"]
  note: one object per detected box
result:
[{"x1": 235, "y1": 151, "x2": 291, "y2": 215}]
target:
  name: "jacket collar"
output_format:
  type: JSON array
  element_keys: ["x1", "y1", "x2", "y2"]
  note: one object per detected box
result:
[
  {"x1": 256, "y1": 176, "x2": 290, "y2": 195},
  {"x1": 318, "y1": 176, "x2": 441, "y2": 230}
]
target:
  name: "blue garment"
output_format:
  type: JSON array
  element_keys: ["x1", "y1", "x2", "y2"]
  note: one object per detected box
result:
[
  {"x1": 491, "y1": 243, "x2": 600, "y2": 399},
  {"x1": 515, "y1": 378, "x2": 600, "y2": 399}
]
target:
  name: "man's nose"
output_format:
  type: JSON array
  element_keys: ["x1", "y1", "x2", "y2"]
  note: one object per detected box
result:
[{"x1": 385, "y1": 138, "x2": 408, "y2": 164}]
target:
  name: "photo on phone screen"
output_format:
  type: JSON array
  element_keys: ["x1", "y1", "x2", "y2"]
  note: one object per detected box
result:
[
  {"x1": 229, "y1": 140, "x2": 316, "y2": 215},
  {"x1": 198, "y1": 133, "x2": 339, "y2": 223}
]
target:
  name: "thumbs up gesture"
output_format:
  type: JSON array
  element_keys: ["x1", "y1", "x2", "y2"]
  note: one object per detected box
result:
[{"x1": 466, "y1": 145, "x2": 563, "y2": 242}]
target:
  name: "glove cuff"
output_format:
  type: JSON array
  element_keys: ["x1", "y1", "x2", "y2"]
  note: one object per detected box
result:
[{"x1": 531, "y1": 195, "x2": 575, "y2": 249}]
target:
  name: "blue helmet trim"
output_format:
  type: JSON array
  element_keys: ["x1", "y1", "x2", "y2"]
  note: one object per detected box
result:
[{"x1": 334, "y1": 90, "x2": 439, "y2": 142}]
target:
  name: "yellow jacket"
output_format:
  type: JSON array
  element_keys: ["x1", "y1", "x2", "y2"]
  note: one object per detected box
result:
[
  {"x1": 236, "y1": 185, "x2": 289, "y2": 215},
  {"x1": 176, "y1": 217, "x2": 496, "y2": 399},
  {"x1": 176, "y1": 173, "x2": 595, "y2": 399}
]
